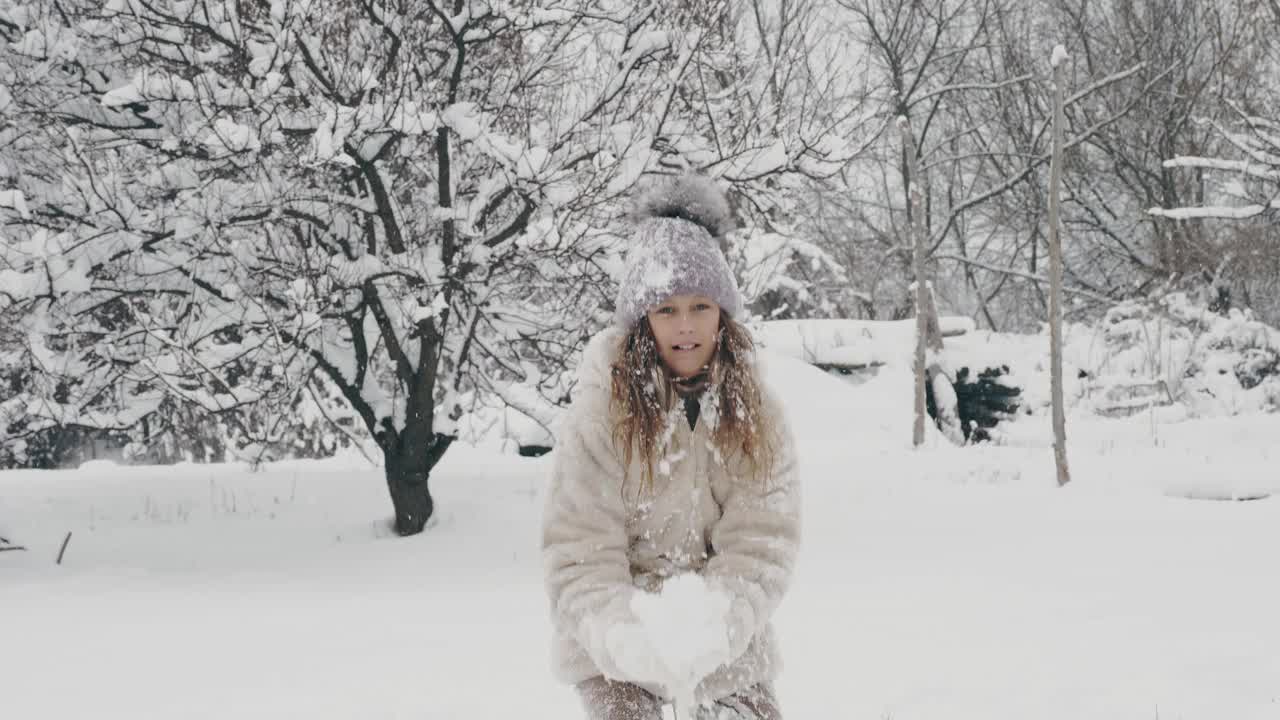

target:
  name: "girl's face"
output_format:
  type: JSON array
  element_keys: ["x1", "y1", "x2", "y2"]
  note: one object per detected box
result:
[{"x1": 645, "y1": 294, "x2": 721, "y2": 378}]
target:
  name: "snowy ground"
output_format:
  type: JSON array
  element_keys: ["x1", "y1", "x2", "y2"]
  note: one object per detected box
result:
[{"x1": 3, "y1": 350, "x2": 1279, "y2": 720}]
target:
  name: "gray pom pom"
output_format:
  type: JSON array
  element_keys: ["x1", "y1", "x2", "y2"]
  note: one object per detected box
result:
[{"x1": 632, "y1": 174, "x2": 735, "y2": 239}]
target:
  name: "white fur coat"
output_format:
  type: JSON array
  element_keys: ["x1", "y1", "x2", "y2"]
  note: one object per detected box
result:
[{"x1": 541, "y1": 327, "x2": 801, "y2": 704}]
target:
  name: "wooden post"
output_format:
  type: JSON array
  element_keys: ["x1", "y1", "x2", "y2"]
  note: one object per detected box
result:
[
  {"x1": 1049, "y1": 46, "x2": 1072, "y2": 486},
  {"x1": 897, "y1": 115, "x2": 930, "y2": 448}
]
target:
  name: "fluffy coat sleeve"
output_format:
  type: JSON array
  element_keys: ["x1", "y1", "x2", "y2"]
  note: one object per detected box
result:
[
  {"x1": 704, "y1": 387, "x2": 802, "y2": 662},
  {"x1": 541, "y1": 382, "x2": 639, "y2": 680}
]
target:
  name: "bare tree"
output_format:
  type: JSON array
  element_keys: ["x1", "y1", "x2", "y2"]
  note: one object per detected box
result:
[
  {"x1": 1033, "y1": 0, "x2": 1275, "y2": 306},
  {"x1": 800, "y1": 0, "x2": 1276, "y2": 332}
]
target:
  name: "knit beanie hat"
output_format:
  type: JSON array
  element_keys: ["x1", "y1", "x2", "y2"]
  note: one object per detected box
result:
[{"x1": 613, "y1": 174, "x2": 744, "y2": 328}]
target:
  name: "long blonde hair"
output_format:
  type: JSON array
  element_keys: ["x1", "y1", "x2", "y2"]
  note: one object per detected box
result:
[{"x1": 609, "y1": 310, "x2": 776, "y2": 492}]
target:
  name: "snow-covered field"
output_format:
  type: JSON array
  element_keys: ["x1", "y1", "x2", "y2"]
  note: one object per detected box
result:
[{"x1": 3, "y1": 350, "x2": 1279, "y2": 720}]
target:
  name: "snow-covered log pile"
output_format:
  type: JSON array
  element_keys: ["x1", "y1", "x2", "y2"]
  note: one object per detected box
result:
[
  {"x1": 756, "y1": 317, "x2": 1024, "y2": 444},
  {"x1": 930, "y1": 366, "x2": 1023, "y2": 442}
]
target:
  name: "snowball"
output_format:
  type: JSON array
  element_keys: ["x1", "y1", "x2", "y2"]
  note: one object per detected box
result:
[{"x1": 630, "y1": 573, "x2": 730, "y2": 698}]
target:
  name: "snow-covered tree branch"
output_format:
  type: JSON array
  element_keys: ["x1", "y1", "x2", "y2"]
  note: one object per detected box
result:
[{"x1": 1151, "y1": 110, "x2": 1280, "y2": 222}]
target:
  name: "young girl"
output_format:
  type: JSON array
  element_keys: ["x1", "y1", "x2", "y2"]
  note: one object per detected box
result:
[{"x1": 542, "y1": 175, "x2": 801, "y2": 720}]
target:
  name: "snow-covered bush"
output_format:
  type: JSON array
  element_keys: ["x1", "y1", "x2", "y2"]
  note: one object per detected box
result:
[
  {"x1": 0, "y1": 383, "x2": 368, "y2": 469},
  {"x1": 1076, "y1": 293, "x2": 1280, "y2": 417}
]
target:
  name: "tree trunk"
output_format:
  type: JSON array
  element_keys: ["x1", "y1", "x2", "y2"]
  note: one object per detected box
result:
[
  {"x1": 898, "y1": 114, "x2": 950, "y2": 448},
  {"x1": 385, "y1": 457, "x2": 433, "y2": 536},
  {"x1": 1049, "y1": 48, "x2": 1072, "y2": 487},
  {"x1": 384, "y1": 426, "x2": 454, "y2": 536}
]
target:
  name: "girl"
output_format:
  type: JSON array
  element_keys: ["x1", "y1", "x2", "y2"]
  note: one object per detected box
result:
[{"x1": 542, "y1": 175, "x2": 801, "y2": 720}]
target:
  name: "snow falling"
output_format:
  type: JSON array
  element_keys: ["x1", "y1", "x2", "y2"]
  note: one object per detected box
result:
[{"x1": 3, "y1": 2, "x2": 1280, "y2": 719}]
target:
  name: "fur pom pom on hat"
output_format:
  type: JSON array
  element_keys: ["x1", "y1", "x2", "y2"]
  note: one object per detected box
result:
[{"x1": 613, "y1": 174, "x2": 744, "y2": 328}]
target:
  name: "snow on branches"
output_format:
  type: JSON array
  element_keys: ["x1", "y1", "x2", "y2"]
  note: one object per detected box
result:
[
  {"x1": 1150, "y1": 111, "x2": 1280, "y2": 223},
  {"x1": 0, "y1": 2, "x2": 693, "y2": 484}
]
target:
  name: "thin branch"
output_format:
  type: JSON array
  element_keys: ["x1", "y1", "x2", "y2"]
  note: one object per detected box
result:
[
  {"x1": 1064, "y1": 62, "x2": 1148, "y2": 107},
  {"x1": 305, "y1": 373, "x2": 381, "y2": 467},
  {"x1": 56, "y1": 531, "x2": 72, "y2": 565},
  {"x1": 909, "y1": 73, "x2": 1034, "y2": 108},
  {"x1": 934, "y1": 253, "x2": 1113, "y2": 303},
  {"x1": 361, "y1": 281, "x2": 415, "y2": 387}
]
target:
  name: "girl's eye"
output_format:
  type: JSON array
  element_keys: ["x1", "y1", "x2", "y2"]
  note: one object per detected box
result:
[
  {"x1": 656, "y1": 307, "x2": 675, "y2": 315},
  {"x1": 693, "y1": 303, "x2": 711, "y2": 312}
]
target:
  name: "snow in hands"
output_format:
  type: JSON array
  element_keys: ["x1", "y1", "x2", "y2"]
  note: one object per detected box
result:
[
  {"x1": 589, "y1": 573, "x2": 734, "y2": 712},
  {"x1": 630, "y1": 574, "x2": 733, "y2": 709}
]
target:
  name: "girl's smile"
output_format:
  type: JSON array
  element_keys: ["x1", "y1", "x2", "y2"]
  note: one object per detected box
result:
[{"x1": 646, "y1": 294, "x2": 721, "y2": 379}]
